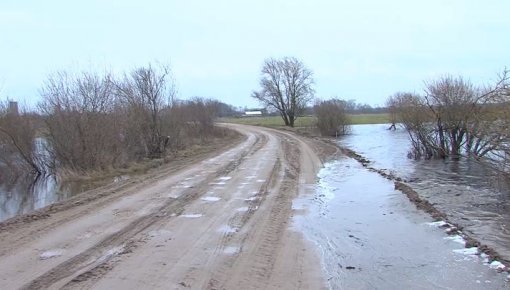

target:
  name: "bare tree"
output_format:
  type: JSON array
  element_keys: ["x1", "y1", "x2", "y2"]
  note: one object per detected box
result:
[
  {"x1": 0, "y1": 101, "x2": 45, "y2": 177},
  {"x1": 39, "y1": 70, "x2": 122, "y2": 171},
  {"x1": 114, "y1": 64, "x2": 176, "y2": 158},
  {"x1": 252, "y1": 57, "x2": 314, "y2": 127},
  {"x1": 390, "y1": 70, "x2": 510, "y2": 161}
]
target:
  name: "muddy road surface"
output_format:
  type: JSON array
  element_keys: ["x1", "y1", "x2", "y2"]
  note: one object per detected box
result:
[{"x1": 0, "y1": 124, "x2": 326, "y2": 290}]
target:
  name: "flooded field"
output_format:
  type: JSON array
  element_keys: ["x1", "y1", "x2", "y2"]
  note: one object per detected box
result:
[
  {"x1": 339, "y1": 124, "x2": 510, "y2": 261},
  {"x1": 293, "y1": 124, "x2": 510, "y2": 289}
]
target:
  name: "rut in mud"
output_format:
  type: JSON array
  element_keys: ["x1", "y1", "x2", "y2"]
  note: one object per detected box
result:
[{"x1": 0, "y1": 124, "x2": 326, "y2": 290}]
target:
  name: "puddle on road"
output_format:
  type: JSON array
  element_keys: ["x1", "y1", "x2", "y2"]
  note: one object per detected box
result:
[{"x1": 294, "y1": 157, "x2": 509, "y2": 289}]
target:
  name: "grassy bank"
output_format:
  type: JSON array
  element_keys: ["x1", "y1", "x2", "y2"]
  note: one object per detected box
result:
[{"x1": 220, "y1": 113, "x2": 390, "y2": 127}]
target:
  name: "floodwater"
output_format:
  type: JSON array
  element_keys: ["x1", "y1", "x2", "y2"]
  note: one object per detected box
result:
[
  {"x1": 0, "y1": 174, "x2": 76, "y2": 222},
  {"x1": 340, "y1": 124, "x2": 510, "y2": 262},
  {"x1": 0, "y1": 174, "x2": 63, "y2": 221},
  {"x1": 294, "y1": 124, "x2": 510, "y2": 289}
]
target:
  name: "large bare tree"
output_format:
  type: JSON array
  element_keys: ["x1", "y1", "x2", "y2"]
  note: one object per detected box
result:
[{"x1": 252, "y1": 57, "x2": 314, "y2": 127}]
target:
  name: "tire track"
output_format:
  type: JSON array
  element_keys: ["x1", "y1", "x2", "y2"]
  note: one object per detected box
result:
[
  {"x1": 206, "y1": 133, "x2": 303, "y2": 290},
  {"x1": 20, "y1": 131, "x2": 267, "y2": 289}
]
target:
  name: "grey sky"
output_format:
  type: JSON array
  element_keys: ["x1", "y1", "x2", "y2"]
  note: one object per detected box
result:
[{"x1": 1, "y1": 0, "x2": 509, "y2": 108}]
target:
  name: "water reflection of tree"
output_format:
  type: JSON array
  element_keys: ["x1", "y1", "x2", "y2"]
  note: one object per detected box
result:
[{"x1": 0, "y1": 101, "x2": 49, "y2": 179}]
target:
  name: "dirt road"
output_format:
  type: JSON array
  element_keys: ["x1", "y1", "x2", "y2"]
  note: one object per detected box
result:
[{"x1": 0, "y1": 124, "x2": 329, "y2": 290}]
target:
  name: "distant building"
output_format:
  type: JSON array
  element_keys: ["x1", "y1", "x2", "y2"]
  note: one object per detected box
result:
[
  {"x1": 244, "y1": 108, "x2": 266, "y2": 117},
  {"x1": 245, "y1": 110, "x2": 262, "y2": 116},
  {"x1": 9, "y1": 101, "x2": 18, "y2": 116}
]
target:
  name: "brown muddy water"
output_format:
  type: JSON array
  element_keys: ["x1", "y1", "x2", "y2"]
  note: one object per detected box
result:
[{"x1": 293, "y1": 124, "x2": 510, "y2": 289}]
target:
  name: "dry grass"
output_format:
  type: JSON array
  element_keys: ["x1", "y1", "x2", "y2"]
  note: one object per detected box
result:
[{"x1": 220, "y1": 113, "x2": 390, "y2": 127}]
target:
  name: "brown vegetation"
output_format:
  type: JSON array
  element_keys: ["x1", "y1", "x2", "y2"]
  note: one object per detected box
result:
[
  {"x1": 314, "y1": 98, "x2": 350, "y2": 137},
  {"x1": 0, "y1": 101, "x2": 46, "y2": 180},
  {"x1": 1, "y1": 63, "x2": 234, "y2": 183},
  {"x1": 388, "y1": 70, "x2": 510, "y2": 163}
]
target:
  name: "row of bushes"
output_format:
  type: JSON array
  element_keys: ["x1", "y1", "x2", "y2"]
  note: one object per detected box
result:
[
  {"x1": 0, "y1": 64, "x2": 230, "y2": 181},
  {"x1": 386, "y1": 70, "x2": 510, "y2": 169}
]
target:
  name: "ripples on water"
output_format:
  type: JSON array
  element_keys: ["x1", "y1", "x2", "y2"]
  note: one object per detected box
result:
[
  {"x1": 339, "y1": 124, "x2": 510, "y2": 261},
  {"x1": 295, "y1": 157, "x2": 507, "y2": 289}
]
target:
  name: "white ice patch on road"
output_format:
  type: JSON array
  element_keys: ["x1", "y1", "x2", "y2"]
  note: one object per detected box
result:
[
  {"x1": 444, "y1": 235, "x2": 466, "y2": 245},
  {"x1": 236, "y1": 207, "x2": 249, "y2": 212},
  {"x1": 218, "y1": 176, "x2": 232, "y2": 181},
  {"x1": 489, "y1": 260, "x2": 506, "y2": 270},
  {"x1": 223, "y1": 246, "x2": 239, "y2": 255},
  {"x1": 40, "y1": 249, "x2": 65, "y2": 260},
  {"x1": 426, "y1": 221, "x2": 448, "y2": 227},
  {"x1": 256, "y1": 179, "x2": 265, "y2": 183},
  {"x1": 113, "y1": 175, "x2": 129, "y2": 183},
  {"x1": 218, "y1": 225, "x2": 237, "y2": 234},
  {"x1": 245, "y1": 196, "x2": 258, "y2": 201},
  {"x1": 201, "y1": 196, "x2": 221, "y2": 202},
  {"x1": 98, "y1": 245, "x2": 126, "y2": 263},
  {"x1": 181, "y1": 214, "x2": 203, "y2": 218},
  {"x1": 453, "y1": 247, "x2": 478, "y2": 255}
]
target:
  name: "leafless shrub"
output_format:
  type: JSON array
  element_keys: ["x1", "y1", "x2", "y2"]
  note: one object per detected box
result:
[
  {"x1": 314, "y1": 98, "x2": 350, "y2": 137},
  {"x1": 390, "y1": 70, "x2": 510, "y2": 161},
  {"x1": 39, "y1": 70, "x2": 123, "y2": 172},
  {"x1": 0, "y1": 100, "x2": 46, "y2": 179},
  {"x1": 164, "y1": 97, "x2": 222, "y2": 150},
  {"x1": 113, "y1": 64, "x2": 175, "y2": 159}
]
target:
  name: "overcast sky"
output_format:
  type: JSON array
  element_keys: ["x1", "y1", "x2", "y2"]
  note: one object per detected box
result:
[{"x1": 1, "y1": 0, "x2": 509, "y2": 108}]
